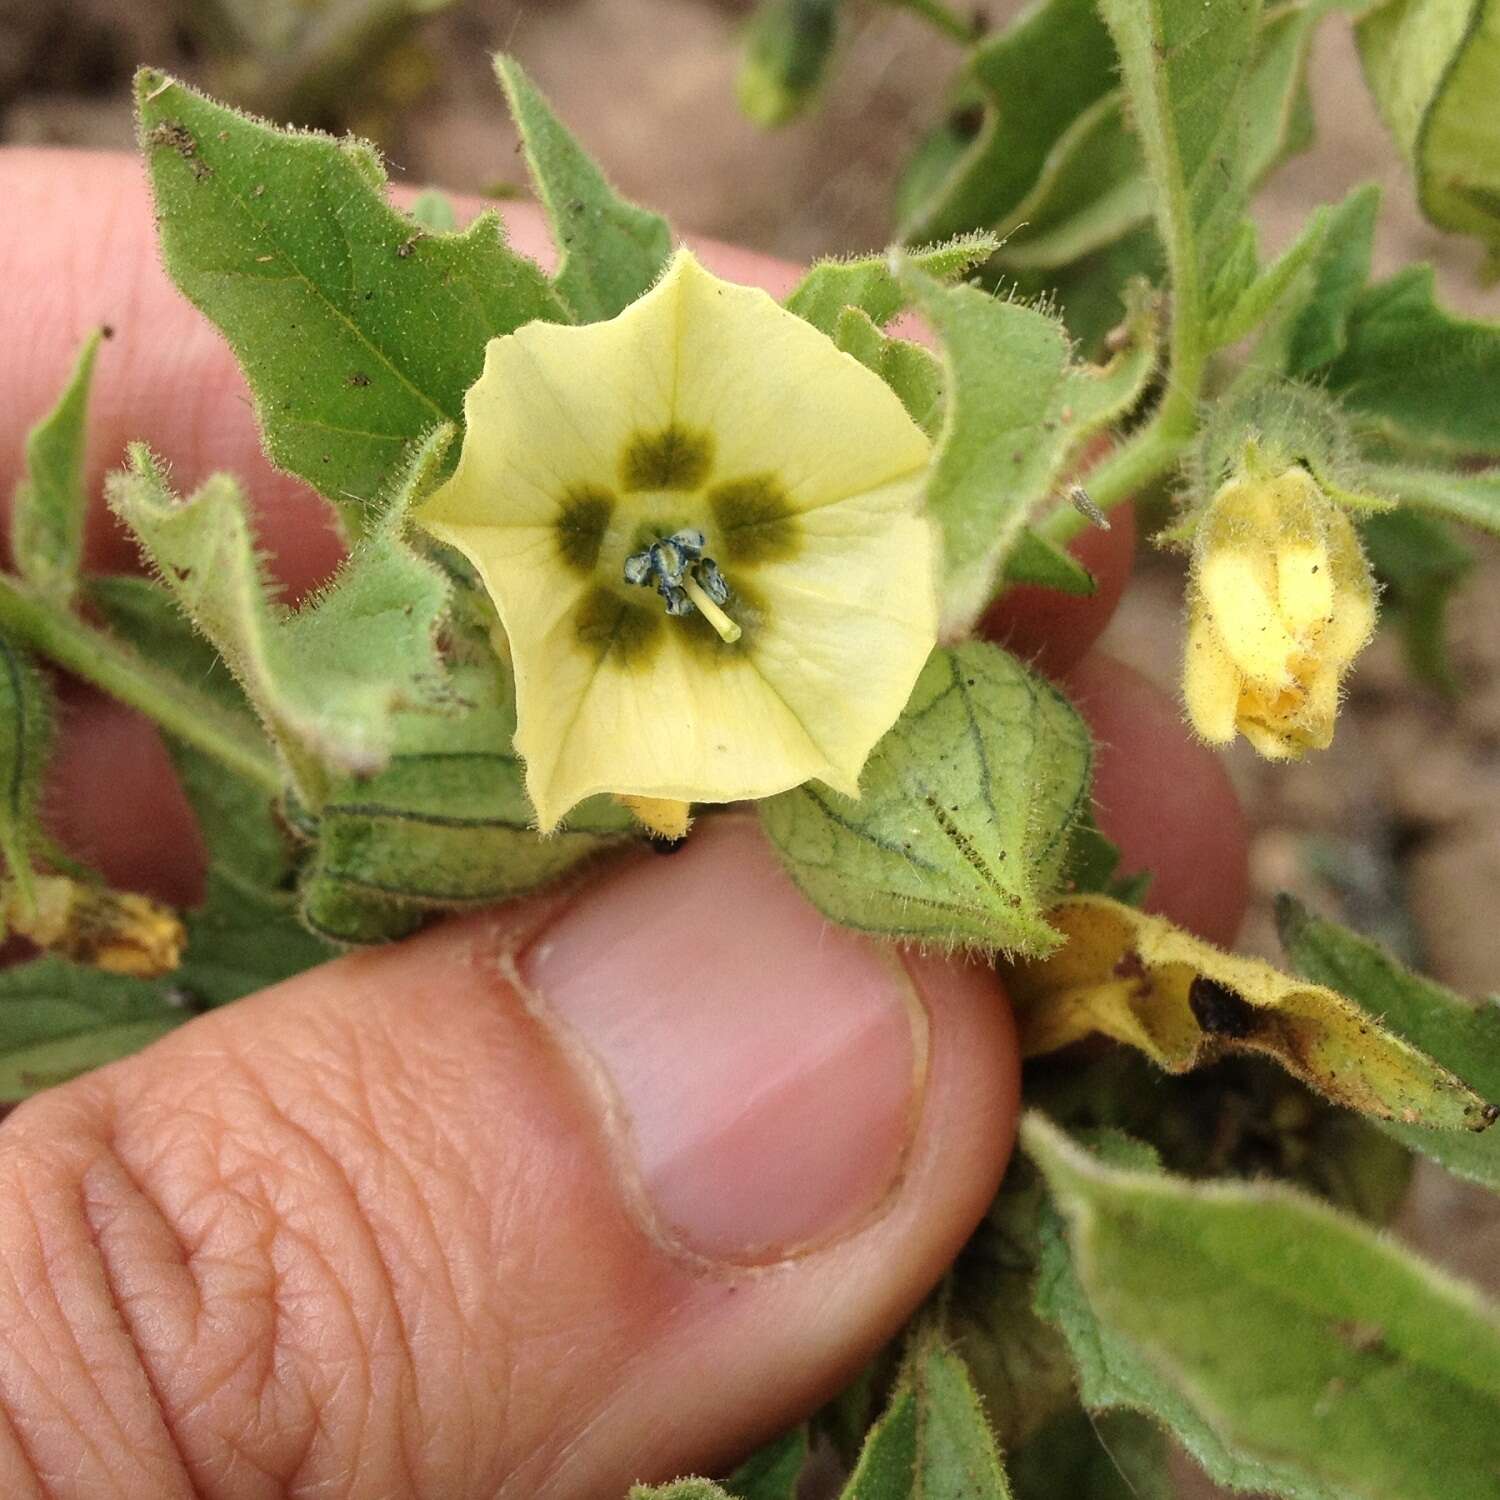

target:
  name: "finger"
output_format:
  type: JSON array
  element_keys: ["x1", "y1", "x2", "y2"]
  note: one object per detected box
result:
[
  {"x1": 1065, "y1": 649, "x2": 1250, "y2": 945},
  {"x1": 979, "y1": 500, "x2": 1138, "y2": 678},
  {"x1": 0, "y1": 816, "x2": 1018, "y2": 1498}
]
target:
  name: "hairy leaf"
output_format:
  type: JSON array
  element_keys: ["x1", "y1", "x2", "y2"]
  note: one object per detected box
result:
[
  {"x1": 495, "y1": 55, "x2": 672, "y2": 323},
  {"x1": 11, "y1": 328, "x2": 102, "y2": 604},
  {"x1": 0, "y1": 635, "x2": 54, "y2": 911},
  {"x1": 136, "y1": 68, "x2": 565, "y2": 529},
  {"x1": 630, "y1": 1483, "x2": 733, "y2": 1500},
  {"x1": 830, "y1": 308, "x2": 944, "y2": 436},
  {"x1": 1029, "y1": 1114, "x2": 1500, "y2": 1500},
  {"x1": 1006, "y1": 895, "x2": 1496, "y2": 1128},
  {"x1": 785, "y1": 235, "x2": 998, "y2": 336},
  {"x1": 1278, "y1": 894, "x2": 1500, "y2": 1189},
  {"x1": 1000, "y1": 529, "x2": 1097, "y2": 597},
  {"x1": 108, "y1": 445, "x2": 453, "y2": 804},
  {"x1": 897, "y1": 0, "x2": 1118, "y2": 245},
  {"x1": 1278, "y1": 183, "x2": 1382, "y2": 377},
  {"x1": 1358, "y1": 0, "x2": 1500, "y2": 275},
  {"x1": 1362, "y1": 461, "x2": 1500, "y2": 537},
  {"x1": 721, "y1": 1428, "x2": 808, "y2": 1500},
  {"x1": 898, "y1": 267, "x2": 1155, "y2": 629},
  {"x1": 1323, "y1": 266, "x2": 1500, "y2": 456},
  {"x1": 761, "y1": 642, "x2": 1092, "y2": 956}
]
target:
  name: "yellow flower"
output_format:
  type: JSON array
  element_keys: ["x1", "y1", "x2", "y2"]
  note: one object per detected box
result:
[
  {"x1": 417, "y1": 248, "x2": 938, "y2": 832},
  {"x1": 1183, "y1": 463, "x2": 1377, "y2": 759}
]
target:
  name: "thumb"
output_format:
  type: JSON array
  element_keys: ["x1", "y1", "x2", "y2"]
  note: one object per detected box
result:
[{"x1": 0, "y1": 816, "x2": 1018, "y2": 1499}]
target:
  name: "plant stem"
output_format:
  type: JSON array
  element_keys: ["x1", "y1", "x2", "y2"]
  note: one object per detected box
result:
[
  {"x1": 1038, "y1": 404, "x2": 1193, "y2": 546},
  {"x1": 875, "y1": 0, "x2": 977, "y2": 45},
  {"x1": 0, "y1": 576, "x2": 282, "y2": 796}
]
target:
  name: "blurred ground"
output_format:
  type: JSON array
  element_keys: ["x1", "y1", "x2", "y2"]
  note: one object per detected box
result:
[{"x1": 5, "y1": 3, "x2": 1500, "y2": 1493}]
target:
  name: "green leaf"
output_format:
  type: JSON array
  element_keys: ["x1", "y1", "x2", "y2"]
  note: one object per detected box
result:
[
  {"x1": 996, "y1": 0, "x2": 1323, "y2": 277},
  {"x1": 1280, "y1": 183, "x2": 1382, "y2": 377},
  {"x1": 1357, "y1": 0, "x2": 1500, "y2": 275},
  {"x1": 1007, "y1": 1407, "x2": 1171, "y2": 1500},
  {"x1": 830, "y1": 307, "x2": 944, "y2": 436},
  {"x1": 1322, "y1": 266, "x2": 1500, "y2": 456},
  {"x1": 295, "y1": 655, "x2": 632, "y2": 936},
  {"x1": 736, "y1": 0, "x2": 840, "y2": 126},
  {"x1": 1360, "y1": 507, "x2": 1476, "y2": 693},
  {"x1": 11, "y1": 328, "x2": 103, "y2": 605},
  {"x1": 88, "y1": 575, "x2": 336, "y2": 1002},
  {"x1": 0, "y1": 634, "x2": 54, "y2": 911},
  {"x1": 897, "y1": 0, "x2": 1118, "y2": 245},
  {"x1": 760, "y1": 642, "x2": 1092, "y2": 956},
  {"x1": 1000, "y1": 529, "x2": 1097, "y2": 597},
  {"x1": 1278, "y1": 893, "x2": 1500, "y2": 1189},
  {"x1": 942, "y1": 1156, "x2": 1079, "y2": 1451},
  {"x1": 721, "y1": 1428, "x2": 809, "y2": 1500},
  {"x1": 0, "y1": 958, "x2": 187, "y2": 1102},
  {"x1": 1029, "y1": 1113, "x2": 1500, "y2": 1500},
  {"x1": 1205, "y1": 204, "x2": 1331, "y2": 351},
  {"x1": 135, "y1": 68, "x2": 565, "y2": 531},
  {"x1": 1362, "y1": 460, "x2": 1500, "y2": 537},
  {"x1": 840, "y1": 1337, "x2": 1012, "y2": 1499},
  {"x1": 495, "y1": 55, "x2": 672, "y2": 324},
  {"x1": 108, "y1": 443, "x2": 454, "y2": 805},
  {"x1": 897, "y1": 267, "x2": 1156, "y2": 628},
  {"x1": 1097, "y1": 0, "x2": 1263, "y2": 363},
  {"x1": 785, "y1": 234, "x2": 998, "y2": 336}
]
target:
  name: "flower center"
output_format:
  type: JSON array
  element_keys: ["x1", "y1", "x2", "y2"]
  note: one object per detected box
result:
[{"x1": 622, "y1": 528, "x2": 742, "y2": 643}]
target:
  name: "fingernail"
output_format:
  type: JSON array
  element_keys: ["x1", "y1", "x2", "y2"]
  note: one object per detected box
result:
[{"x1": 520, "y1": 817, "x2": 927, "y2": 1264}]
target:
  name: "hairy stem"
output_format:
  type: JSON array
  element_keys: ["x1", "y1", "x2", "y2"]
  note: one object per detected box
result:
[{"x1": 0, "y1": 575, "x2": 282, "y2": 796}]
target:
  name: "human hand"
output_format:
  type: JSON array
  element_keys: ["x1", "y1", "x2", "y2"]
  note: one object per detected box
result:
[{"x1": 0, "y1": 150, "x2": 1247, "y2": 1499}]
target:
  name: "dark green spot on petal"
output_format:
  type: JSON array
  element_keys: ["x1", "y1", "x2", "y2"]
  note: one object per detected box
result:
[
  {"x1": 710, "y1": 474, "x2": 800, "y2": 563},
  {"x1": 621, "y1": 424, "x2": 714, "y2": 492},
  {"x1": 555, "y1": 486, "x2": 616, "y2": 574},
  {"x1": 575, "y1": 586, "x2": 664, "y2": 667}
]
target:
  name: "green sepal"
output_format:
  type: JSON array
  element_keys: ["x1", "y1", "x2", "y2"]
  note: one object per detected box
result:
[
  {"x1": 784, "y1": 234, "x2": 998, "y2": 336},
  {"x1": 0, "y1": 633, "x2": 55, "y2": 913},
  {"x1": 1029, "y1": 1114, "x2": 1500, "y2": 1500},
  {"x1": 1278, "y1": 893, "x2": 1500, "y2": 1189},
  {"x1": 1357, "y1": 0, "x2": 1500, "y2": 276},
  {"x1": 736, "y1": 0, "x2": 840, "y2": 127},
  {"x1": 760, "y1": 642, "x2": 1092, "y2": 957},
  {"x1": 135, "y1": 67, "x2": 566, "y2": 533},
  {"x1": 1360, "y1": 462, "x2": 1500, "y2": 538},
  {"x1": 898, "y1": 266, "x2": 1155, "y2": 629},
  {"x1": 0, "y1": 958, "x2": 187, "y2": 1103},
  {"x1": 11, "y1": 328, "x2": 103, "y2": 606},
  {"x1": 629, "y1": 1483, "x2": 732, "y2": 1500},
  {"x1": 494, "y1": 55, "x2": 672, "y2": 324},
  {"x1": 721, "y1": 1428, "x2": 809, "y2": 1499},
  {"x1": 108, "y1": 444, "x2": 455, "y2": 808},
  {"x1": 1204, "y1": 204, "x2": 1331, "y2": 351}
]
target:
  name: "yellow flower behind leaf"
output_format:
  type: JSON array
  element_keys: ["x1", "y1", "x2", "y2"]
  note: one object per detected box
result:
[
  {"x1": 417, "y1": 248, "x2": 938, "y2": 831},
  {"x1": 1183, "y1": 463, "x2": 1377, "y2": 759}
]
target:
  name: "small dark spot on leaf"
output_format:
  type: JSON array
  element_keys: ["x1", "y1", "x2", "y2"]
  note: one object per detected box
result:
[
  {"x1": 949, "y1": 102, "x2": 985, "y2": 140},
  {"x1": 397, "y1": 234, "x2": 423, "y2": 258},
  {"x1": 252, "y1": 183, "x2": 267, "y2": 198},
  {"x1": 346, "y1": 371, "x2": 371, "y2": 388},
  {"x1": 1188, "y1": 976, "x2": 1259, "y2": 1039}
]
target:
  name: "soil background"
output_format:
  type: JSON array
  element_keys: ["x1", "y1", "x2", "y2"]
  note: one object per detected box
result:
[{"x1": 5, "y1": 2, "x2": 1500, "y2": 1493}]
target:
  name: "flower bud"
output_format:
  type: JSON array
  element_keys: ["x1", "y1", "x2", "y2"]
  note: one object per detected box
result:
[
  {"x1": 4, "y1": 876, "x2": 186, "y2": 977},
  {"x1": 1183, "y1": 464, "x2": 1377, "y2": 759}
]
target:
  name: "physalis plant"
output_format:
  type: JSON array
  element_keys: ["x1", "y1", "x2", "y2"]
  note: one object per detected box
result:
[{"x1": 3, "y1": 2, "x2": 1500, "y2": 1495}]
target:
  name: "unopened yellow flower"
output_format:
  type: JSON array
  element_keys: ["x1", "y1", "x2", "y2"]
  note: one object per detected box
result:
[
  {"x1": 1183, "y1": 463, "x2": 1377, "y2": 759},
  {"x1": 417, "y1": 248, "x2": 938, "y2": 831}
]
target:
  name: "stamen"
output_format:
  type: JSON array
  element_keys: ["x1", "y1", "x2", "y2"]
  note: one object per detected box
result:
[{"x1": 682, "y1": 573, "x2": 742, "y2": 643}]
